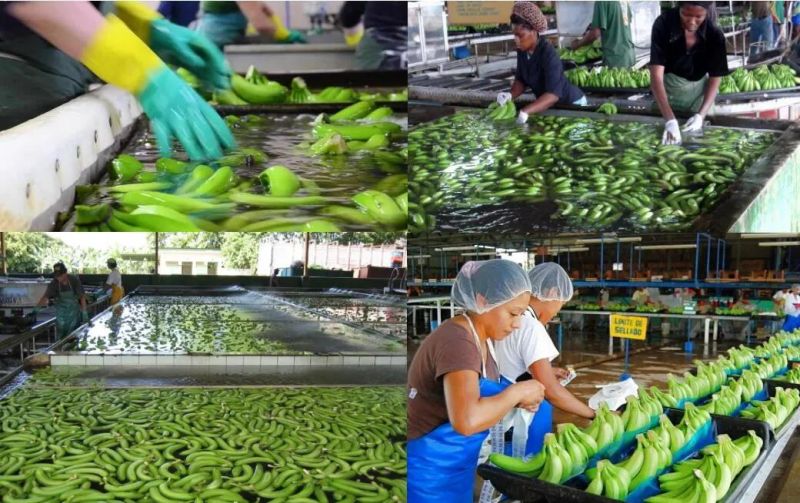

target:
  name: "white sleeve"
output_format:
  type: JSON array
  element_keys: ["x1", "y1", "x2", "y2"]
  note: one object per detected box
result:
[
  {"x1": 106, "y1": 270, "x2": 121, "y2": 287},
  {"x1": 514, "y1": 315, "x2": 560, "y2": 371}
]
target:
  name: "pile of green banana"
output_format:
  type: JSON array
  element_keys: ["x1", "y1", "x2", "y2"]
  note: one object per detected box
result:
[
  {"x1": 621, "y1": 393, "x2": 663, "y2": 432},
  {"x1": 717, "y1": 14, "x2": 746, "y2": 27},
  {"x1": 714, "y1": 306, "x2": 749, "y2": 316},
  {"x1": 566, "y1": 67, "x2": 651, "y2": 89},
  {"x1": 720, "y1": 65, "x2": 799, "y2": 94},
  {"x1": 408, "y1": 111, "x2": 775, "y2": 232},
  {"x1": 665, "y1": 362, "x2": 728, "y2": 404},
  {"x1": 649, "y1": 431, "x2": 762, "y2": 503},
  {"x1": 558, "y1": 41, "x2": 603, "y2": 64},
  {"x1": 634, "y1": 305, "x2": 662, "y2": 313},
  {"x1": 74, "y1": 100, "x2": 408, "y2": 232},
  {"x1": 605, "y1": 303, "x2": 631, "y2": 312},
  {"x1": 0, "y1": 386, "x2": 406, "y2": 502},
  {"x1": 596, "y1": 103, "x2": 618, "y2": 115},
  {"x1": 193, "y1": 66, "x2": 407, "y2": 106},
  {"x1": 726, "y1": 345, "x2": 757, "y2": 370},
  {"x1": 485, "y1": 101, "x2": 517, "y2": 121},
  {"x1": 740, "y1": 387, "x2": 800, "y2": 429},
  {"x1": 753, "y1": 337, "x2": 785, "y2": 358}
]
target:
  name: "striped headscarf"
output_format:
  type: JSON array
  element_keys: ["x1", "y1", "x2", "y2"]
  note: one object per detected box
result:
[{"x1": 511, "y1": 1, "x2": 548, "y2": 33}]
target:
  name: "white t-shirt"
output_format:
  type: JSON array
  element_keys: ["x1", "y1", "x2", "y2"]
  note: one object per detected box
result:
[
  {"x1": 106, "y1": 269, "x2": 122, "y2": 288},
  {"x1": 773, "y1": 290, "x2": 787, "y2": 302},
  {"x1": 784, "y1": 293, "x2": 800, "y2": 317},
  {"x1": 495, "y1": 308, "x2": 560, "y2": 382}
]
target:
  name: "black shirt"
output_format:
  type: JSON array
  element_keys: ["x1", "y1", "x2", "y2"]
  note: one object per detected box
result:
[
  {"x1": 649, "y1": 8, "x2": 728, "y2": 81},
  {"x1": 339, "y1": 1, "x2": 406, "y2": 30},
  {"x1": 514, "y1": 39, "x2": 584, "y2": 104},
  {"x1": 45, "y1": 275, "x2": 85, "y2": 299}
]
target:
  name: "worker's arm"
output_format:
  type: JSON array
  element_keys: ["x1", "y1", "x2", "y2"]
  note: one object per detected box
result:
[
  {"x1": 236, "y1": 1, "x2": 305, "y2": 43},
  {"x1": 530, "y1": 358, "x2": 596, "y2": 419},
  {"x1": 521, "y1": 92, "x2": 559, "y2": 115},
  {"x1": 36, "y1": 295, "x2": 49, "y2": 308},
  {"x1": 697, "y1": 75, "x2": 721, "y2": 117},
  {"x1": 571, "y1": 27, "x2": 601, "y2": 50},
  {"x1": 7, "y1": 2, "x2": 234, "y2": 161},
  {"x1": 80, "y1": 295, "x2": 88, "y2": 311},
  {"x1": 444, "y1": 370, "x2": 545, "y2": 436},
  {"x1": 649, "y1": 65, "x2": 675, "y2": 121},
  {"x1": 510, "y1": 79, "x2": 526, "y2": 99}
]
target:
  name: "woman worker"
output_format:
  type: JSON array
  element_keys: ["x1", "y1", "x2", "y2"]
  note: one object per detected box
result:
[
  {"x1": 495, "y1": 262, "x2": 595, "y2": 457},
  {"x1": 649, "y1": 1, "x2": 728, "y2": 145},
  {"x1": 496, "y1": 2, "x2": 587, "y2": 125},
  {"x1": 408, "y1": 259, "x2": 546, "y2": 501},
  {"x1": 104, "y1": 258, "x2": 125, "y2": 306},
  {"x1": 195, "y1": 1, "x2": 306, "y2": 48}
]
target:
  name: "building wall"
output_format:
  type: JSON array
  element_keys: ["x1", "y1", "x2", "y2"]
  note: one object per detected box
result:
[
  {"x1": 158, "y1": 249, "x2": 249, "y2": 276},
  {"x1": 256, "y1": 241, "x2": 405, "y2": 276}
]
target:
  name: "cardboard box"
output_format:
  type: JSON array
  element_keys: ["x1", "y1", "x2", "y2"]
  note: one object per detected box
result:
[{"x1": 448, "y1": 1, "x2": 514, "y2": 25}]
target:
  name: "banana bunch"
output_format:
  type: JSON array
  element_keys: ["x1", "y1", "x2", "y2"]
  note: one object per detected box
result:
[
  {"x1": 750, "y1": 352, "x2": 788, "y2": 379},
  {"x1": 740, "y1": 387, "x2": 800, "y2": 429},
  {"x1": 604, "y1": 431, "x2": 671, "y2": 493},
  {"x1": 678, "y1": 403, "x2": 712, "y2": 437},
  {"x1": 638, "y1": 388, "x2": 665, "y2": 417},
  {"x1": 774, "y1": 329, "x2": 800, "y2": 347},
  {"x1": 727, "y1": 345, "x2": 756, "y2": 370},
  {"x1": 583, "y1": 402, "x2": 625, "y2": 451},
  {"x1": 486, "y1": 101, "x2": 517, "y2": 121},
  {"x1": 714, "y1": 355, "x2": 737, "y2": 375},
  {"x1": 698, "y1": 384, "x2": 741, "y2": 416},
  {"x1": 647, "y1": 469, "x2": 717, "y2": 503},
  {"x1": 489, "y1": 446, "x2": 547, "y2": 477},
  {"x1": 621, "y1": 395, "x2": 656, "y2": 432},
  {"x1": 538, "y1": 432, "x2": 574, "y2": 484},
  {"x1": 736, "y1": 369, "x2": 764, "y2": 401},
  {"x1": 785, "y1": 346, "x2": 800, "y2": 360},
  {"x1": 566, "y1": 67, "x2": 650, "y2": 89},
  {"x1": 651, "y1": 414, "x2": 686, "y2": 454},
  {"x1": 649, "y1": 386, "x2": 679, "y2": 408},
  {"x1": 776, "y1": 367, "x2": 800, "y2": 384},
  {"x1": 722, "y1": 65, "x2": 798, "y2": 94},
  {"x1": 558, "y1": 41, "x2": 603, "y2": 64},
  {"x1": 695, "y1": 360, "x2": 728, "y2": 391},
  {"x1": 585, "y1": 459, "x2": 632, "y2": 501},
  {"x1": 596, "y1": 102, "x2": 618, "y2": 115},
  {"x1": 556, "y1": 423, "x2": 598, "y2": 469}
]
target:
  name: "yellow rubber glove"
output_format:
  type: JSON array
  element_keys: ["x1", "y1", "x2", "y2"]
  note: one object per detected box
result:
[
  {"x1": 271, "y1": 13, "x2": 306, "y2": 43},
  {"x1": 344, "y1": 23, "x2": 364, "y2": 47},
  {"x1": 113, "y1": 1, "x2": 159, "y2": 43}
]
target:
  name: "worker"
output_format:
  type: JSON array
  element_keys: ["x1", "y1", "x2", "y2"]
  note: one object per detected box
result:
[
  {"x1": 35, "y1": 262, "x2": 89, "y2": 340},
  {"x1": 339, "y1": 1, "x2": 407, "y2": 70},
  {"x1": 782, "y1": 284, "x2": 800, "y2": 332},
  {"x1": 631, "y1": 287, "x2": 650, "y2": 306},
  {"x1": 773, "y1": 1, "x2": 786, "y2": 48},
  {"x1": 0, "y1": 1, "x2": 234, "y2": 161},
  {"x1": 104, "y1": 258, "x2": 125, "y2": 305},
  {"x1": 751, "y1": 2, "x2": 775, "y2": 56},
  {"x1": 195, "y1": 1, "x2": 306, "y2": 48},
  {"x1": 496, "y1": 2, "x2": 587, "y2": 126},
  {"x1": 408, "y1": 259, "x2": 546, "y2": 502},
  {"x1": 792, "y1": 1, "x2": 800, "y2": 44},
  {"x1": 570, "y1": 1, "x2": 635, "y2": 68},
  {"x1": 598, "y1": 287, "x2": 610, "y2": 308},
  {"x1": 649, "y1": 1, "x2": 728, "y2": 145},
  {"x1": 157, "y1": 2, "x2": 200, "y2": 28},
  {"x1": 495, "y1": 263, "x2": 594, "y2": 458},
  {"x1": 773, "y1": 288, "x2": 787, "y2": 310}
]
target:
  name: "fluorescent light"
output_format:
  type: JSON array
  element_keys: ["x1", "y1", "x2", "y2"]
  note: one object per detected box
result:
[
  {"x1": 434, "y1": 245, "x2": 496, "y2": 252},
  {"x1": 634, "y1": 244, "x2": 697, "y2": 250},
  {"x1": 460, "y1": 251, "x2": 499, "y2": 256},
  {"x1": 408, "y1": 254, "x2": 431, "y2": 259},
  {"x1": 741, "y1": 233, "x2": 800, "y2": 239},
  {"x1": 758, "y1": 241, "x2": 800, "y2": 247},
  {"x1": 575, "y1": 237, "x2": 642, "y2": 244}
]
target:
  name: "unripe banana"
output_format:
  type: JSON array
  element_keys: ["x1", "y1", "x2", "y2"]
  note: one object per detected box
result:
[
  {"x1": 489, "y1": 449, "x2": 545, "y2": 476},
  {"x1": 629, "y1": 437, "x2": 660, "y2": 489},
  {"x1": 538, "y1": 434, "x2": 564, "y2": 484},
  {"x1": 710, "y1": 451, "x2": 732, "y2": 500},
  {"x1": 694, "y1": 469, "x2": 718, "y2": 503},
  {"x1": 586, "y1": 462, "x2": 604, "y2": 495}
]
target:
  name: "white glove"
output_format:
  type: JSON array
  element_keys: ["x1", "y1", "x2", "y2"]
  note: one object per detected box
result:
[
  {"x1": 681, "y1": 114, "x2": 705, "y2": 134},
  {"x1": 661, "y1": 119, "x2": 681, "y2": 145},
  {"x1": 496, "y1": 92, "x2": 512, "y2": 106},
  {"x1": 516, "y1": 111, "x2": 529, "y2": 125}
]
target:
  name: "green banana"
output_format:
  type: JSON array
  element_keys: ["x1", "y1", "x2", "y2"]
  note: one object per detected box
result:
[
  {"x1": 538, "y1": 433, "x2": 566, "y2": 484},
  {"x1": 489, "y1": 449, "x2": 546, "y2": 476},
  {"x1": 230, "y1": 74, "x2": 288, "y2": 104}
]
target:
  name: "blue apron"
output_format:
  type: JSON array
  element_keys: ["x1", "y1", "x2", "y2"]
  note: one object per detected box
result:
[
  {"x1": 783, "y1": 296, "x2": 800, "y2": 332},
  {"x1": 408, "y1": 315, "x2": 510, "y2": 502}
]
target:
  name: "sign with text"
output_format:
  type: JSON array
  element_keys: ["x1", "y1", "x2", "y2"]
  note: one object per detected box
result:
[
  {"x1": 448, "y1": 1, "x2": 514, "y2": 25},
  {"x1": 610, "y1": 314, "x2": 648, "y2": 340}
]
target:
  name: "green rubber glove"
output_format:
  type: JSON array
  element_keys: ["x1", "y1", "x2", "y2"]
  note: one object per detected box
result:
[
  {"x1": 139, "y1": 67, "x2": 236, "y2": 161},
  {"x1": 150, "y1": 19, "x2": 231, "y2": 90}
]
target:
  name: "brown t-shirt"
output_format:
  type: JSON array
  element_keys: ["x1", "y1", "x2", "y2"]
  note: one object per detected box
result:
[{"x1": 407, "y1": 319, "x2": 500, "y2": 440}]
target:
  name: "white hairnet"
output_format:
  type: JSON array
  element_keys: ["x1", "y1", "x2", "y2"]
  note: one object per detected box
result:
[
  {"x1": 528, "y1": 262, "x2": 574, "y2": 302},
  {"x1": 451, "y1": 260, "x2": 531, "y2": 314}
]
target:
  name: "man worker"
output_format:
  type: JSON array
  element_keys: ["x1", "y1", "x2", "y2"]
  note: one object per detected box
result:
[
  {"x1": 35, "y1": 262, "x2": 89, "y2": 340},
  {"x1": 570, "y1": 0, "x2": 636, "y2": 68}
]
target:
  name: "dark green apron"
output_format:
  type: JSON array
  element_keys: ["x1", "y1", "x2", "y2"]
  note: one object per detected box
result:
[
  {"x1": 54, "y1": 284, "x2": 82, "y2": 340},
  {"x1": 664, "y1": 73, "x2": 711, "y2": 114}
]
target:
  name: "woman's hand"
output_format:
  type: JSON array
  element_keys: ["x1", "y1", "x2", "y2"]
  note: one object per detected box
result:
[
  {"x1": 512, "y1": 379, "x2": 545, "y2": 412},
  {"x1": 552, "y1": 367, "x2": 571, "y2": 380}
]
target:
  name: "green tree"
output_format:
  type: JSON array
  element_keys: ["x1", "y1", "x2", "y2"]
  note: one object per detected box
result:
[
  {"x1": 221, "y1": 233, "x2": 264, "y2": 271},
  {"x1": 4, "y1": 233, "x2": 67, "y2": 273}
]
